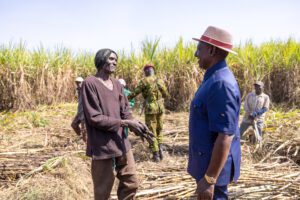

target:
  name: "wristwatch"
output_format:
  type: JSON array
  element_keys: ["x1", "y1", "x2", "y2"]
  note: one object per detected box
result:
[{"x1": 204, "y1": 174, "x2": 217, "y2": 185}]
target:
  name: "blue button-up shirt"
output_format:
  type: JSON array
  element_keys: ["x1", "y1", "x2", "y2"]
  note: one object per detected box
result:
[{"x1": 188, "y1": 60, "x2": 241, "y2": 186}]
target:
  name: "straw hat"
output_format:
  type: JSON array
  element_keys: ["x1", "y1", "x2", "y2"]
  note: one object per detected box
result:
[
  {"x1": 75, "y1": 77, "x2": 84, "y2": 82},
  {"x1": 193, "y1": 26, "x2": 237, "y2": 55}
]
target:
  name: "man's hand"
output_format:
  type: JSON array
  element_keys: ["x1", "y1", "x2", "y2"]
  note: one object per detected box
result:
[
  {"x1": 138, "y1": 121, "x2": 154, "y2": 145},
  {"x1": 122, "y1": 119, "x2": 154, "y2": 145},
  {"x1": 71, "y1": 120, "x2": 81, "y2": 136},
  {"x1": 250, "y1": 111, "x2": 258, "y2": 120},
  {"x1": 249, "y1": 112, "x2": 256, "y2": 120},
  {"x1": 82, "y1": 130, "x2": 87, "y2": 143},
  {"x1": 196, "y1": 178, "x2": 215, "y2": 200}
]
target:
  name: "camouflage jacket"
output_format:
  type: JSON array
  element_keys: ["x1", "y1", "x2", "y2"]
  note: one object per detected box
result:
[{"x1": 128, "y1": 75, "x2": 169, "y2": 114}]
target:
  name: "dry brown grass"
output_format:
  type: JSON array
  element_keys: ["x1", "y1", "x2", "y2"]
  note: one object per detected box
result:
[
  {"x1": 0, "y1": 104, "x2": 299, "y2": 199},
  {"x1": 0, "y1": 155, "x2": 92, "y2": 200}
]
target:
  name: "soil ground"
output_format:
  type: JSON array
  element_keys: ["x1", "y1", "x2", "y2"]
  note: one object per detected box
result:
[{"x1": 0, "y1": 104, "x2": 299, "y2": 199}]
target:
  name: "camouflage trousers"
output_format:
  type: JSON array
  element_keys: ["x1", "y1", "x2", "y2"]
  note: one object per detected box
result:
[{"x1": 145, "y1": 113, "x2": 163, "y2": 153}]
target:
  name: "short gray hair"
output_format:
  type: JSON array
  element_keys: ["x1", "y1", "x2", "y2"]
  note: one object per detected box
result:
[{"x1": 94, "y1": 49, "x2": 118, "y2": 69}]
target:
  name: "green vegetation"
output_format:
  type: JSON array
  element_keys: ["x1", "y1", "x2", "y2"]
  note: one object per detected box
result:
[{"x1": 0, "y1": 38, "x2": 299, "y2": 111}]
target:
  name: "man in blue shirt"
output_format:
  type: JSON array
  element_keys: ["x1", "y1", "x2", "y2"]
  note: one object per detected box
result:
[{"x1": 188, "y1": 26, "x2": 241, "y2": 200}]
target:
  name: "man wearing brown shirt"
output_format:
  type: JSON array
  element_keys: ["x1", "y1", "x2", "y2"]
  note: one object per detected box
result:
[{"x1": 82, "y1": 49, "x2": 153, "y2": 200}]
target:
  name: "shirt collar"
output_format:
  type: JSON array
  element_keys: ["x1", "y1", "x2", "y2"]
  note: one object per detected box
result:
[
  {"x1": 203, "y1": 60, "x2": 227, "y2": 82},
  {"x1": 254, "y1": 92, "x2": 264, "y2": 97}
]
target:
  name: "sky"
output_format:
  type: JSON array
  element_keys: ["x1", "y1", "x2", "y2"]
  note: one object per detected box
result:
[{"x1": 1, "y1": 0, "x2": 300, "y2": 53}]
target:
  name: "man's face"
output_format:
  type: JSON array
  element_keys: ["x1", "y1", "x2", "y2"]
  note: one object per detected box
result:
[
  {"x1": 194, "y1": 42, "x2": 212, "y2": 70},
  {"x1": 103, "y1": 52, "x2": 118, "y2": 74},
  {"x1": 75, "y1": 81, "x2": 82, "y2": 88},
  {"x1": 254, "y1": 84, "x2": 263, "y2": 95},
  {"x1": 144, "y1": 67, "x2": 154, "y2": 77}
]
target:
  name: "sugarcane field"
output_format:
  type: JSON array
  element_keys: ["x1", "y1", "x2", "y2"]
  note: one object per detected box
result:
[
  {"x1": 0, "y1": 37, "x2": 299, "y2": 200},
  {"x1": 1, "y1": 2, "x2": 300, "y2": 200}
]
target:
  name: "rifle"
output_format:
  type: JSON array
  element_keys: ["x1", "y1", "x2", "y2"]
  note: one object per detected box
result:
[
  {"x1": 139, "y1": 100, "x2": 146, "y2": 116},
  {"x1": 140, "y1": 95, "x2": 149, "y2": 116}
]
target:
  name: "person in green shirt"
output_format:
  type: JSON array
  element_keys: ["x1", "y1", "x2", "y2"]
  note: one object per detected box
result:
[
  {"x1": 119, "y1": 78, "x2": 135, "y2": 138},
  {"x1": 128, "y1": 64, "x2": 169, "y2": 162},
  {"x1": 118, "y1": 78, "x2": 135, "y2": 108}
]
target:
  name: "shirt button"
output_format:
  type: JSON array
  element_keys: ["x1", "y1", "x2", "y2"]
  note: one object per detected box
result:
[{"x1": 198, "y1": 152, "x2": 202, "y2": 156}]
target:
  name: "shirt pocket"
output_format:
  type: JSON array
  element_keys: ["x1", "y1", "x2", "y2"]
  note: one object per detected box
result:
[
  {"x1": 191, "y1": 145, "x2": 213, "y2": 157},
  {"x1": 189, "y1": 146, "x2": 213, "y2": 179},
  {"x1": 256, "y1": 97, "x2": 264, "y2": 109}
]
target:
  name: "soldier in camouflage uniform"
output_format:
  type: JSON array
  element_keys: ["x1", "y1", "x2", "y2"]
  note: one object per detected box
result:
[{"x1": 128, "y1": 64, "x2": 169, "y2": 162}]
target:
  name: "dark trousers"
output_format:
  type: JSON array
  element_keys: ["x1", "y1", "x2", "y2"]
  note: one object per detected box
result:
[
  {"x1": 91, "y1": 149, "x2": 138, "y2": 200},
  {"x1": 240, "y1": 121, "x2": 263, "y2": 143},
  {"x1": 240, "y1": 121, "x2": 263, "y2": 136},
  {"x1": 214, "y1": 185, "x2": 228, "y2": 200}
]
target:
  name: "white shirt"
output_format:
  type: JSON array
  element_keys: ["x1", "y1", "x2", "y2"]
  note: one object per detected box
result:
[{"x1": 242, "y1": 92, "x2": 270, "y2": 123}]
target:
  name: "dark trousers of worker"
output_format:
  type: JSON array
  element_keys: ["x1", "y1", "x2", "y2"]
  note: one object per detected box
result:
[
  {"x1": 91, "y1": 149, "x2": 138, "y2": 200},
  {"x1": 145, "y1": 113, "x2": 163, "y2": 153},
  {"x1": 213, "y1": 185, "x2": 228, "y2": 200},
  {"x1": 81, "y1": 121, "x2": 87, "y2": 142},
  {"x1": 240, "y1": 121, "x2": 263, "y2": 139}
]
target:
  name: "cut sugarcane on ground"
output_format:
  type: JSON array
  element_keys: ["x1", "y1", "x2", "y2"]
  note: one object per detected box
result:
[{"x1": 0, "y1": 104, "x2": 299, "y2": 199}]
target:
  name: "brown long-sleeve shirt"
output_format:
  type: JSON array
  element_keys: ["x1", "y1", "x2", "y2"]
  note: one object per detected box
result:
[{"x1": 82, "y1": 76, "x2": 132, "y2": 159}]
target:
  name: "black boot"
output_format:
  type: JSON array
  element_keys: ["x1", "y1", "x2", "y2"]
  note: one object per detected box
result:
[
  {"x1": 152, "y1": 152, "x2": 160, "y2": 162},
  {"x1": 159, "y1": 144, "x2": 164, "y2": 160}
]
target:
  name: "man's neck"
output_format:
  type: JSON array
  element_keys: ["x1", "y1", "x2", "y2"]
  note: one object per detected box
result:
[
  {"x1": 204, "y1": 59, "x2": 223, "y2": 71},
  {"x1": 95, "y1": 70, "x2": 110, "y2": 81}
]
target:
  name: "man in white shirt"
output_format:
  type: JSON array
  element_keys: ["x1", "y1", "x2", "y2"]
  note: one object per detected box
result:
[{"x1": 240, "y1": 81, "x2": 270, "y2": 142}]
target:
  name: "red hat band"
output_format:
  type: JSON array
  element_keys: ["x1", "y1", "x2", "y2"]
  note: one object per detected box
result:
[
  {"x1": 143, "y1": 64, "x2": 154, "y2": 71},
  {"x1": 200, "y1": 35, "x2": 233, "y2": 50},
  {"x1": 193, "y1": 26, "x2": 237, "y2": 54}
]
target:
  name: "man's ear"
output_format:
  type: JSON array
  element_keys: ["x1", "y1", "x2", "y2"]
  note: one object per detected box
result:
[{"x1": 210, "y1": 46, "x2": 216, "y2": 56}]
